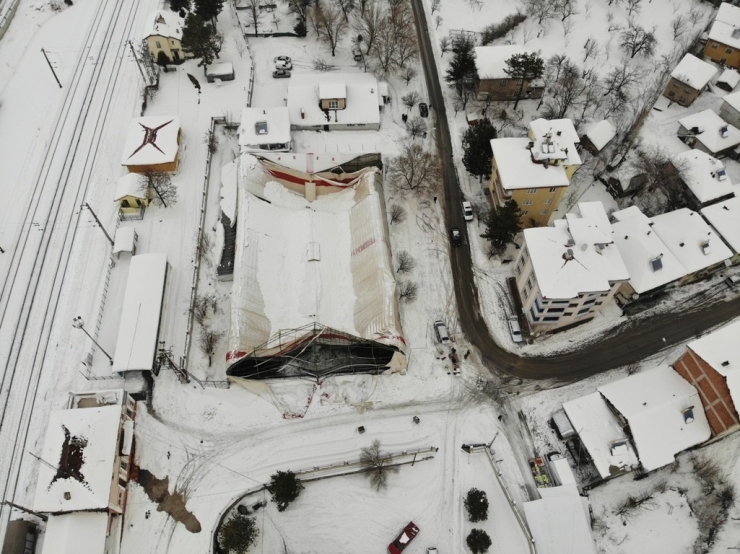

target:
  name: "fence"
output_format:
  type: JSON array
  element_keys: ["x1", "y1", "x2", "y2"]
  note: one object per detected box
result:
[{"x1": 0, "y1": 0, "x2": 20, "y2": 42}]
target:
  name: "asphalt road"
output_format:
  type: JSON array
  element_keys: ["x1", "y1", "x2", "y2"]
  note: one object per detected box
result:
[{"x1": 409, "y1": 0, "x2": 740, "y2": 382}]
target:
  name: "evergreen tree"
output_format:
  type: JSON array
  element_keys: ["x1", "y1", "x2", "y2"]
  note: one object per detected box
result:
[
  {"x1": 266, "y1": 471, "x2": 304, "y2": 512},
  {"x1": 464, "y1": 488, "x2": 489, "y2": 522},
  {"x1": 466, "y1": 529, "x2": 492, "y2": 554},
  {"x1": 504, "y1": 52, "x2": 545, "y2": 110},
  {"x1": 156, "y1": 50, "x2": 171, "y2": 68},
  {"x1": 195, "y1": 0, "x2": 224, "y2": 22},
  {"x1": 294, "y1": 18, "x2": 307, "y2": 37},
  {"x1": 444, "y1": 37, "x2": 479, "y2": 107},
  {"x1": 461, "y1": 118, "x2": 496, "y2": 182},
  {"x1": 218, "y1": 513, "x2": 258, "y2": 554},
  {"x1": 181, "y1": 13, "x2": 217, "y2": 67},
  {"x1": 480, "y1": 200, "x2": 522, "y2": 255},
  {"x1": 168, "y1": 0, "x2": 190, "y2": 12}
]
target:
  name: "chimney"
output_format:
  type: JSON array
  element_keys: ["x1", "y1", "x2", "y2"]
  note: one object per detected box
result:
[
  {"x1": 301, "y1": 108, "x2": 305, "y2": 120},
  {"x1": 722, "y1": 361, "x2": 730, "y2": 367}
]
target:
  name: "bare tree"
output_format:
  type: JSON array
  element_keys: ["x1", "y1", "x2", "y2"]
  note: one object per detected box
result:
[
  {"x1": 401, "y1": 66, "x2": 418, "y2": 85},
  {"x1": 626, "y1": 0, "x2": 641, "y2": 17},
  {"x1": 336, "y1": 0, "x2": 357, "y2": 20},
  {"x1": 620, "y1": 22, "x2": 656, "y2": 59},
  {"x1": 204, "y1": 129, "x2": 218, "y2": 154},
  {"x1": 388, "y1": 142, "x2": 441, "y2": 196},
  {"x1": 439, "y1": 36, "x2": 450, "y2": 56},
  {"x1": 524, "y1": 0, "x2": 558, "y2": 25},
  {"x1": 138, "y1": 171, "x2": 177, "y2": 208},
  {"x1": 402, "y1": 91, "x2": 421, "y2": 112},
  {"x1": 582, "y1": 36, "x2": 599, "y2": 63},
  {"x1": 558, "y1": 0, "x2": 577, "y2": 21},
  {"x1": 244, "y1": 0, "x2": 264, "y2": 35},
  {"x1": 406, "y1": 116, "x2": 427, "y2": 139},
  {"x1": 435, "y1": 15, "x2": 442, "y2": 29},
  {"x1": 198, "y1": 233, "x2": 214, "y2": 267},
  {"x1": 310, "y1": 2, "x2": 348, "y2": 56},
  {"x1": 355, "y1": 0, "x2": 383, "y2": 55},
  {"x1": 360, "y1": 440, "x2": 398, "y2": 491},
  {"x1": 396, "y1": 251, "x2": 415, "y2": 273},
  {"x1": 198, "y1": 327, "x2": 224, "y2": 367},
  {"x1": 542, "y1": 57, "x2": 587, "y2": 119},
  {"x1": 688, "y1": 5, "x2": 701, "y2": 25},
  {"x1": 234, "y1": 37, "x2": 247, "y2": 58},
  {"x1": 370, "y1": 19, "x2": 396, "y2": 75},
  {"x1": 631, "y1": 145, "x2": 690, "y2": 211},
  {"x1": 399, "y1": 281, "x2": 418, "y2": 302},
  {"x1": 431, "y1": 0, "x2": 441, "y2": 12},
  {"x1": 671, "y1": 14, "x2": 688, "y2": 41},
  {"x1": 395, "y1": 30, "x2": 419, "y2": 69},
  {"x1": 389, "y1": 204, "x2": 406, "y2": 224},
  {"x1": 562, "y1": 16, "x2": 574, "y2": 39},
  {"x1": 313, "y1": 56, "x2": 332, "y2": 71}
]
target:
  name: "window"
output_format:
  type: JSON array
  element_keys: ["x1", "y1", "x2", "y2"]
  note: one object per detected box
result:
[
  {"x1": 668, "y1": 91, "x2": 676, "y2": 97},
  {"x1": 548, "y1": 187, "x2": 558, "y2": 193},
  {"x1": 672, "y1": 81, "x2": 679, "y2": 87},
  {"x1": 527, "y1": 276, "x2": 534, "y2": 290},
  {"x1": 547, "y1": 308, "x2": 565, "y2": 313},
  {"x1": 563, "y1": 312, "x2": 573, "y2": 316},
  {"x1": 595, "y1": 301, "x2": 602, "y2": 306},
  {"x1": 712, "y1": 42, "x2": 719, "y2": 49},
  {"x1": 522, "y1": 210, "x2": 528, "y2": 215},
  {"x1": 523, "y1": 200, "x2": 533, "y2": 206},
  {"x1": 328, "y1": 99, "x2": 339, "y2": 109},
  {"x1": 577, "y1": 308, "x2": 590, "y2": 314},
  {"x1": 679, "y1": 97, "x2": 686, "y2": 104},
  {"x1": 500, "y1": 80, "x2": 508, "y2": 86},
  {"x1": 727, "y1": 47, "x2": 734, "y2": 54},
  {"x1": 543, "y1": 316, "x2": 560, "y2": 322},
  {"x1": 540, "y1": 210, "x2": 548, "y2": 215},
  {"x1": 544, "y1": 198, "x2": 552, "y2": 204},
  {"x1": 121, "y1": 199, "x2": 130, "y2": 208},
  {"x1": 684, "y1": 88, "x2": 692, "y2": 93},
  {"x1": 527, "y1": 188, "x2": 537, "y2": 194},
  {"x1": 517, "y1": 79, "x2": 524, "y2": 84},
  {"x1": 155, "y1": 41, "x2": 161, "y2": 48},
  {"x1": 569, "y1": 303, "x2": 578, "y2": 308}
]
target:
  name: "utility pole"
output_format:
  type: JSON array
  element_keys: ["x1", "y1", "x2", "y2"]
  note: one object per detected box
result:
[
  {"x1": 128, "y1": 40, "x2": 149, "y2": 85},
  {"x1": 73, "y1": 316, "x2": 114, "y2": 365},
  {"x1": 41, "y1": 48, "x2": 62, "y2": 89},
  {"x1": 82, "y1": 203, "x2": 114, "y2": 246}
]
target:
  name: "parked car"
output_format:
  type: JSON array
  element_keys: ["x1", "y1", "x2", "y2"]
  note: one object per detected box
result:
[
  {"x1": 461, "y1": 201, "x2": 473, "y2": 221},
  {"x1": 275, "y1": 60, "x2": 293, "y2": 70},
  {"x1": 508, "y1": 316, "x2": 523, "y2": 343},
  {"x1": 451, "y1": 227, "x2": 462, "y2": 246},
  {"x1": 274, "y1": 55, "x2": 291, "y2": 63},
  {"x1": 273, "y1": 69, "x2": 291, "y2": 78},
  {"x1": 726, "y1": 274, "x2": 740, "y2": 288},
  {"x1": 419, "y1": 102, "x2": 429, "y2": 118},
  {"x1": 433, "y1": 321, "x2": 451, "y2": 345},
  {"x1": 388, "y1": 522, "x2": 420, "y2": 554}
]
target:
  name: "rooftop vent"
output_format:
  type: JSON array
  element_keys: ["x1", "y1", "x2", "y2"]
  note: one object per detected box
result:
[
  {"x1": 733, "y1": 27, "x2": 740, "y2": 39},
  {"x1": 563, "y1": 249, "x2": 574, "y2": 261},
  {"x1": 717, "y1": 168, "x2": 728, "y2": 181},
  {"x1": 680, "y1": 242, "x2": 685, "y2": 247},
  {"x1": 682, "y1": 407, "x2": 695, "y2": 424},
  {"x1": 64, "y1": 492, "x2": 71, "y2": 500},
  {"x1": 527, "y1": 141, "x2": 534, "y2": 150},
  {"x1": 557, "y1": 130, "x2": 562, "y2": 136},
  {"x1": 722, "y1": 360, "x2": 730, "y2": 367},
  {"x1": 255, "y1": 120, "x2": 268, "y2": 135},
  {"x1": 724, "y1": 205, "x2": 730, "y2": 211},
  {"x1": 581, "y1": 243, "x2": 588, "y2": 251},
  {"x1": 701, "y1": 240, "x2": 711, "y2": 255},
  {"x1": 721, "y1": 125, "x2": 730, "y2": 139},
  {"x1": 651, "y1": 253, "x2": 664, "y2": 272}
]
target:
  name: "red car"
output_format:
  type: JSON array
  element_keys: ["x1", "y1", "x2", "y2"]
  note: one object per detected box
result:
[{"x1": 388, "y1": 522, "x2": 420, "y2": 554}]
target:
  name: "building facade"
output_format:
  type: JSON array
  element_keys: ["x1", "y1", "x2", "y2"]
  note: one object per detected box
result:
[{"x1": 144, "y1": 11, "x2": 191, "y2": 64}]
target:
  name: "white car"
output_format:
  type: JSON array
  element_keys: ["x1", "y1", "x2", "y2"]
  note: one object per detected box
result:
[
  {"x1": 433, "y1": 320, "x2": 451, "y2": 345},
  {"x1": 508, "y1": 316, "x2": 523, "y2": 343},
  {"x1": 462, "y1": 201, "x2": 473, "y2": 221},
  {"x1": 275, "y1": 60, "x2": 293, "y2": 70}
]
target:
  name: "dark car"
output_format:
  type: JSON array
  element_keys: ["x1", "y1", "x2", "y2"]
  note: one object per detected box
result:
[
  {"x1": 451, "y1": 227, "x2": 462, "y2": 247},
  {"x1": 273, "y1": 69, "x2": 291, "y2": 78},
  {"x1": 419, "y1": 102, "x2": 429, "y2": 117},
  {"x1": 389, "y1": 522, "x2": 420, "y2": 554}
]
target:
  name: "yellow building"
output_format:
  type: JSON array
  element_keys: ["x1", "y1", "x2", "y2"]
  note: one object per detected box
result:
[
  {"x1": 703, "y1": 3, "x2": 740, "y2": 69},
  {"x1": 114, "y1": 173, "x2": 149, "y2": 220},
  {"x1": 144, "y1": 10, "x2": 191, "y2": 64}
]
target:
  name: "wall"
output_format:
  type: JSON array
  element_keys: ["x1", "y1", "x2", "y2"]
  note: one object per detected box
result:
[
  {"x1": 704, "y1": 39, "x2": 740, "y2": 69},
  {"x1": 146, "y1": 35, "x2": 190, "y2": 63},
  {"x1": 663, "y1": 77, "x2": 701, "y2": 107},
  {"x1": 719, "y1": 100, "x2": 740, "y2": 129},
  {"x1": 673, "y1": 348, "x2": 740, "y2": 436}
]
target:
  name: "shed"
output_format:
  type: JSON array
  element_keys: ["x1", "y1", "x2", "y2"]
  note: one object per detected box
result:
[
  {"x1": 716, "y1": 68, "x2": 740, "y2": 92},
  {"x1": 581, "y1": 120, "x2": 616, "y2": 154},
  {"x1": 114, "y1": 173, "x2": 148, "y2": 220},
  {"x1": 206, "y1": 61, "x2": 235, "y2": 83},
  {"x1": 113, "y1": 227, "x2": 138, "y2": 258}
]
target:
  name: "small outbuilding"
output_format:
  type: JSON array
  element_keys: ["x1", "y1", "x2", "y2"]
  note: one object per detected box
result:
[
  {"x1": 238, "y1": 107, "x2": 291, "y2": 153},
  {"x1": 114, "y1": 173, "x2": 149, "y2": 220},
  {"x1": 677, "y1": 109, "x2": 740, "y2": 157},
  {"x1": 580, "y1": 120, "x2": 616, "y2": 155},
  {"x1": 206, "y1": 61, "x2": 235, "y2": 83},
  {"x1": 121, "y1": 116, "x2": 182, "y2": 173},
  {"x1": 716, "y1": 68, "x2": 740, "y2": 92}
]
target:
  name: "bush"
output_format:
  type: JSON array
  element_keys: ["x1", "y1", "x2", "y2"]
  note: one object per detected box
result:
[
  {"x1": 466, "y1": 528, "x2": 492, "y2": 554},
  {"x1": 294, "y1": 18, "x2": 307, "y2": 37},
  {"x1": 219, "y1": 513, "x2": 258, "y2": 554},
  {"x1": 156, "y1": 51, "x2": 170, "y2": 68},
  {"x1": 266, "y1": 470, "x2": 304, "y2": 512},
  {"x1": 481, "y1": 12, "x2": 526, "y2": 45},
  {"x1": 464, "y1": 488, "x2": 489, "y2": 522}
]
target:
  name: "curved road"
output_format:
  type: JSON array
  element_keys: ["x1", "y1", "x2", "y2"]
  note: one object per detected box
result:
[{"x1": 410, "y1": 0, "x2": 740, "y2": 381}]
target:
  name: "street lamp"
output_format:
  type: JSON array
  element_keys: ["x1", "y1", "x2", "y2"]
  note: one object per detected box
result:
[{"x1": 72, "y1": 316, "x2": 113, "y2": 365}]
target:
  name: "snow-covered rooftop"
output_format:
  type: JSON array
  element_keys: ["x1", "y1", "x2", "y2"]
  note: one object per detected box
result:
[
  {"x1": 144, "y1": 10, "x2": 184, "y2": 41},
  {"x1": 582, "y1": 119, "x2": 616, "y2": 151},
  {"x1": 723, "y1": 90, "x2": 740, "y2": 112},
  {"x1": 490, "y1": 138, "x2": 569, "y2": 190},
  {"x1": 678, "y1": 109, "x2": 740, "y2": 154},
  {"x1": 650, "y1": 208, "x2": 733, "y2": 273},
  {"x1": 529, "y1": 118, "x2": 582, "y2": 167},
  {"x1": 524, "y1": 202, "x2": 629, "y2": 299},
  {"x1": 718, "y1": 68, "x2": 740, "y2": 90},
  {"x1": 598, "y1": 365, "x2": 711, "y2": 472},
  {"x1": 287, "y1": 73, "x2": 380, "y2": 127},
  {"x1": 41, "y1": 513, "x2": 109, "y2": 554},
  {"x1": 716, "y1": 1, "x2": 740, "y2": 26},
  {"x1": 474, "y1": 45, "x2": 534, "y2": 80},
  {"x1": 670, "y1": 54, "x2": 717, "y2": 90},
  {"x1": 701, "y1": 196, "x2": 740, "y2": 252},
  {"x1": 709, "y1": 20, "x2": 740, "y2": 51},
  {"x1": 227, "y1": 166, "x2": 405, "y2": 363},
  {"x1": 563, "y1": 392, "x2": 640, "y2": 480},
  {"x1": 121, "y1": 116, "x2": 181, "y2": 167},
  {"x1": 114, "y1": 173, "x2": 144, "y2": 201},
  {"x1": 238, "y1": 107, "x2": 291, "y2": 150},
  {"x1": 688, "y1": 319, "x2": 740, "y2": 409},
  {"x1": 113, "y1": 253, "x2": 169, "y2": 373},
  {"x1": 113, "y1": 227, "x2": 137, "y2": 256},
  {"x1": 611, "y1": 207, "x2": 687, "y2": 294},
  {"x1": 523, "y1": 485, "x2": 597, "y2": 554},
  {"x1": 319, "y1": 81, "x2": 347, "y2": 99},
  {"x1": 674, "y1": 149, "x2": 734, "y2": 204},
  {"x1": 33, "y1": 405, "x2": 121, "y2": 512},
  {"x1": 206, "y1": 62, "x2": 234, "y2": 77}
]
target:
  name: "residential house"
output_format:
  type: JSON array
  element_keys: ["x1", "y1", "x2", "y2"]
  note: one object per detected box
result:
[
  {"x1": 677, "y1": 109, "x2": 740, "y2": 158},
  {"x1": 144, "y1": 10, "x2": 189, "y2": 64},
  {"x1": 610, "y1": 206, "x2": 687, "y2": 301},
  {"x1": 598, "y1": 365, "x2": 711, "y2": 472},
  {"x1": 704, "y1": 3, "x2": 740, "y2": 68},
  {"x1": 673, "y1": 319, "x2": 740, "y2": 437},
  {"x1": 473, "y1": 45, "x2": 544, "y2": 102},
  {"x1": 121, "y1": 116, "x2": 182, "y2": 173},
  {"x1": 563, "y1": 392, "x2": 640, "y2": 480},
  {"x1": 673, "y1": 149, "x2": 735, "y2": 209},
  {"x1": 701, "y1": 196, "x2": 740, "y2": 263},
  {"x1": 719, "y1": 91, "x2": 740, "y2": 129},
  {"x1": 650, "y1": 208, "x2": 733, "y2": 282},
  {"x1": 663, "y1": 54, "x2": 717, "y2": 107},
  {"x1": 114, "y1": 173, "x2": 148, "y2": 220},
  {"x1": 238, "y1": 107, "x2": 291, "y2": 153},
  {"x1": 514, "y1": 202, "x2": 629, "y2": 334},
  {"x1": 33, "y1": 390, "x2": 136, "y2": 554},
  {"x1": 580, "y1": 119, "x2": 616, "y2": 155},
  {"x1": 716, "y1": 68, "x2": 740, "y2": 92},
  {"x1": 528, "y1": 118, "x2": 583, "y2": 180},
  {"x1": 287, "y1": 73, "x2": 381, "y2": 131}
]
